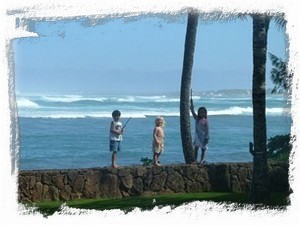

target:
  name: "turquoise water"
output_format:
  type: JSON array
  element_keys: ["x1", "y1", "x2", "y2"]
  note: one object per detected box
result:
[{"x1": 17, "y1": 90, "x2": 292, "y2": 170}]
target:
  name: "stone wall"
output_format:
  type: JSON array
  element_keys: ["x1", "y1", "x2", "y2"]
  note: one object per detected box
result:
[{"x1": 18, "y1": 162, "x2": 289, "y2": 202}]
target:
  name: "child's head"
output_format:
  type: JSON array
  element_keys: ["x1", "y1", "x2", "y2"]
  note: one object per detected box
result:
[
  {"x1": 112, "y1": 110, "x2": 121, "y2": 121},
  {"x1": 155, "y1": 116, "x2": 165, "y2": 127},
  {"x1": 197, "y1": 107, "x2": 207, "y2": 119}
]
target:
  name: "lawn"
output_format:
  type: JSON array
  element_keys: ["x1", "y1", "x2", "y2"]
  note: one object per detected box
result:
[{"x1": 22, "y1": 192, "x2": 290, "y2": 217}]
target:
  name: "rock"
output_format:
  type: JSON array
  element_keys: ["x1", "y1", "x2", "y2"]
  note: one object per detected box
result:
[
  {"x1": 118, "y1": 168, "x2": 134, "y2": 191},
  {"x1": 42, "y1": 185, "x2": 50, "y2": 200},
  {"x1": 130, "y1": 178, "x2": 144, "y2": 195},
  {"x1": 42, "y1": 173, "x2": 51, "y2": 185},
  {"x1": 120, "y1": 174, "x2": 133, "y2": 191},
  {"x1": 52, "y1": 174, "x2": 65, "y2": 190},
  {"x1": 73, "y1": 175, "x2": 85, "y2": 193},
  {"x1": 166, "y1": 171, "x2": 185, "y2": 193},
  {"x1": 61, "y1": 185, "x2": 72, "y2": 201},
  {"x1": 136, "y1": 167, "x2": 147, "y2": 177},
  {"x1": 231, "y1": 175, "x2": 241, "y2": 192},
  {"x1": 186, "y1": 181, "x2": 205, "y2": 193},
  {"x1": 49, "y1": 185, "x2": 59, "y2": 201},
  {"x1": 207, "y1": 164, "x2": 231, "y2": 192},
  {"x1": 83, "y1": 170, "x2": 101, "y2": 198},
  {"x1": 100, "y1": 174, "x2": 122, "y2": 198},
  {"x1": 143, "y1": 170, "x2": 153, "y2": 191},
  {"x1": 67, "y1": 170, "x2": 78, "y2": 187},
  {"x1": 31, "y1": 182, "x2": 43, "y2": 201},
  {"x1": 150, "y1": 171, "x2": 167, "y2": 192}
]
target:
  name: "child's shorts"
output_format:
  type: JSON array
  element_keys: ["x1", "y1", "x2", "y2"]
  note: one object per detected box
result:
[
  {"x1": 152, "y1": 142, "x2": 164, "y2": 154},
  {"x1": 110, "y1": 140, "x2": 121, "y2": 152},
  {"x1": 152, "y1": 146, "x2": 164, "y2": 154}
]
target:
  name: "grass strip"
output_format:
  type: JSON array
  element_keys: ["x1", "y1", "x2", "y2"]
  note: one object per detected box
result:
[{"x1": 23, "y1": 192, "x2": 290, "y2": 217}]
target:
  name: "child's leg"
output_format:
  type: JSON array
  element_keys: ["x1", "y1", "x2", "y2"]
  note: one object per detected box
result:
[
  {"x1": 194, "y1": 146, "x2": 199, "y2": 162},
  {"x1": 111, "y1": 141, "x2": 121, "y2": 168},
  {"x1": 153, "y1": 153, "x2": 158, "y2": 164},
  {"x1": 153, "y1": 153, "x2": 162, "y2": 166},
  {"x1": 153, "y1": 145, "x2": 159, "y2": 165},
  {"x1": 112, "y1": 151, "x2": 118, "y2": 168},
  {"x1": 156, "y1": 153, "x2": 161, "y2": 164},
  {"x1": 200, "y1": 148, "x2": 206, "y2": 163}
]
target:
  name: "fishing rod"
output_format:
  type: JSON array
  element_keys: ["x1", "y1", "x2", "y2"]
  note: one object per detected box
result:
[{"x1": 122, "y1": 117, "x2": 132, "y2": 129}]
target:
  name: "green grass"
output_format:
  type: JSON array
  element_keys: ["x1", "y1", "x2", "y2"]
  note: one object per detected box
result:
[{"x1": 23, "y1": 192, "x2": 290, "y2": 217}]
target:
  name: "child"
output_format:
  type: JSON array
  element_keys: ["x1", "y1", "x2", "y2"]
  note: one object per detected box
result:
[
  {"x1": 190, "y1": 99, "x2": 210, "y2": 163},
  {"x1": 152, "y1": 116, "x2": 165, "y2": 166},
  {"x1": 109, "y1": 110, "x2": 123, "y2": 169}
]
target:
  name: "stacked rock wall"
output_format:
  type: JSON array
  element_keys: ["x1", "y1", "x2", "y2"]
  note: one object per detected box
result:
[{"x1": 18, "y1": 162, "x2": 289, "y2": 202}]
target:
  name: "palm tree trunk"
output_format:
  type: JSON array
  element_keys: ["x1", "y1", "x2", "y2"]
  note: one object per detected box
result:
[
  {"x1": 180, "y1": 11, "x2": 199, "y2": 164},
  {"x1": 250, "y1": 14, "x2": 270, "y2": 204}
]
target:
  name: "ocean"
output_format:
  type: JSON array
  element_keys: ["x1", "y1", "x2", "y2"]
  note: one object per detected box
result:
[{"x1": 16, "y1": 90, "x2": 292, "y2": 170}]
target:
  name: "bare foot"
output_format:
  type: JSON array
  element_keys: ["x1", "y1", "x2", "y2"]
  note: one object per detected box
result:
[{"x1": 112, "y1": 164, "x2": 119, "y2": 169}]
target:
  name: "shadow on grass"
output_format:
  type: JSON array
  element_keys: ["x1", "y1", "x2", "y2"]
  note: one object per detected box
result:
[{"x1": 25, "y1": 192, "x2": 290, "y2": 217}]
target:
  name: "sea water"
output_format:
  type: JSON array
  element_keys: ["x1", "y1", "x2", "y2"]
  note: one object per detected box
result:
[{"x1": 16, "y1": 90, "x2": 292, "y2": 170}]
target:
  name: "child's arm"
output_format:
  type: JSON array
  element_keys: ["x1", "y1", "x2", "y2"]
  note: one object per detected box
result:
[{"x1": 190, "y1": 99, "x2": 198, "y2": 120}]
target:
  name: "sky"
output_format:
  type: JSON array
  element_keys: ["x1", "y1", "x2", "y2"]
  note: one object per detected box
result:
[{"x1": 13, "y1": 14, "x2": 287, "y2": 95}]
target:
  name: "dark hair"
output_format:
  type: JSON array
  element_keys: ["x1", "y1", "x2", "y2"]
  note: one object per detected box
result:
[
  {"x1": 112, "y1": 110, "x2": 121, "y2": 117},
  {"x1": 197, "y1": 107, "x2": 207, "y2": 119}
]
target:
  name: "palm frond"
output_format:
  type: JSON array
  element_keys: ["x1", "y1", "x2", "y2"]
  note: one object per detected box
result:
[
  {"x1": 268, "y1": 52, "x2": 291, "y2": 93},
  {"x1": 273, "y1": 13, "x2": 287, "y2": 30}
]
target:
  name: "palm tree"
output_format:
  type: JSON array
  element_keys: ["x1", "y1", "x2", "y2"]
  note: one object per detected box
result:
[
  {"x1": 249, "y1": 13, "x2": 271, "y2": 204},
  {"x1": 180, "y1": 11, "x2": 199, "y2": 164}
]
